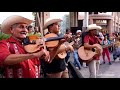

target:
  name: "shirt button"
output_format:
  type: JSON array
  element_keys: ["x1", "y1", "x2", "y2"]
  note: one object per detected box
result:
[{"x1": 29, "y1": 69, "x2": 31, "y2": 71}]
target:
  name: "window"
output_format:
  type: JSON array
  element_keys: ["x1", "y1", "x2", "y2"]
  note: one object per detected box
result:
[
  {"x1": 99, "y1": 12, "x2": 106, "y2": 13},
  {"x1": 94, "y1": 12, "x2": 98, "y2": 14},
  {"x1": 89, "y1": 12, "x2": 92, "y2": 14}
]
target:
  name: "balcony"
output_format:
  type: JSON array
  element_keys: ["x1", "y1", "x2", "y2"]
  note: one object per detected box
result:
[{"x1": 89, "y1": 14, "x2": 113, "y2": 19}]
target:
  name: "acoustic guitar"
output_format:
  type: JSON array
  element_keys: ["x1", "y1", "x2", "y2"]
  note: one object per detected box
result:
[
  {"x1": 78, "y1": 44, "x2": 103, "y2": 61},
  {"x1": 102, "y1": 42, "x2": 115, "y2": 48},
  {"x1": 55, "y1": 41, "x2": 74, "y2": 59}
]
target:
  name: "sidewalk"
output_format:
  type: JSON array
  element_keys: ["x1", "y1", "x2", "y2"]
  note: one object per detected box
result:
[{"x1": 68, "y1": 52, "x2": 120, "y2": 78}]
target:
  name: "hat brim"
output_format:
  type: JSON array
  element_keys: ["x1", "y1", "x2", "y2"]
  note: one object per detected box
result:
[
  {"x1": 86, "y1": 26, "x2": 102, "y2": 32},
  {"x1": 43, "y1": 19, "x2": 62, "y2": 30},
  {"x1": 1, "y1": 15, "x2": 33, "y2": 34}
]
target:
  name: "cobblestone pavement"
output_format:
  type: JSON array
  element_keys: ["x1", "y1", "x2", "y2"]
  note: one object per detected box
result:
[{"x1": 68, "y1": 52, "x2": 120, "y2": 78}]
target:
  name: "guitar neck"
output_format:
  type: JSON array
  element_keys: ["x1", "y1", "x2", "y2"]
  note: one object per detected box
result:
[
  {"x1": 102, "y1": 43, "x2": 114, "y2": 48},
  {"x1": 45, "y1": 36, "x2": 64, "y2": 42}
]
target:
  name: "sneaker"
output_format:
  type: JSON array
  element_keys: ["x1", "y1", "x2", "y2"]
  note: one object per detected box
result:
[
  {"x1": 76, "y1": 67, "x2": 81, "y2": 70},
  {"x1": 109, "y1": 62, "x2": 112, "y2": 65},
  {"x1": 103, "y1": 61, "x2": 105, "y2": 64},
  {"x1": 113, "y1": 57, "x2": 117, "y2": 61},
  {"x1": 76, "y1": 67, "x2": 79, "y2": 69}
]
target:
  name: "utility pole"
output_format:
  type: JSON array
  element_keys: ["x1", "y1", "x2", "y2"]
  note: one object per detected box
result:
[{"x1": 82, "y1": 12, "x2": 89, "y2": 31}]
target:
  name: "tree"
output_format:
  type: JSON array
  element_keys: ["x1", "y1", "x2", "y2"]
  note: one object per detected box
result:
[{"x1": 0, "y1": 32, "x2": 11, "y2": 40}]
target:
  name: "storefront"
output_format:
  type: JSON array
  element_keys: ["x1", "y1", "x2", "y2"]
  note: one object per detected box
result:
[
  {"x1": 94, "y1": 19, "x2": 107, "y2": 32},
  {"x1": 89, "y1": 14, "x2": 113, "y2": 34}
]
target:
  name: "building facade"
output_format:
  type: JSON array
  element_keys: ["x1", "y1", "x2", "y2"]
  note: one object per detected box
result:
[
  {"x1": 34, "y1": 12, "x2": 120, "y2": 35},
  {"x1": 60, "y1": 14, "x2": 70, "y2": 34},
  {"x1": 78, "y1": 12, "x2": 120, "y2": 34},
  {"x1": 34, "y1": 12, "x2": 50, "y2": 34}
]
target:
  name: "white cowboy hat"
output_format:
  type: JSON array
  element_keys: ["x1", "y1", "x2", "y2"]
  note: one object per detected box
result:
[
  {"x1": 1, "y1": 15, "x2": 33, "y2": 34},
  {"x1": 86, "y1": 24, "x2": 102, "y2": 32},
  {"x1": 43, "y1": 18, "x2": 62, "y2": 30}
]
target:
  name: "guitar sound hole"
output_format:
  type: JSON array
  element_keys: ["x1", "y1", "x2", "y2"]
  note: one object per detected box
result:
[{"x1": 92, "y1": 48, "x2": 95, "y2": 52}]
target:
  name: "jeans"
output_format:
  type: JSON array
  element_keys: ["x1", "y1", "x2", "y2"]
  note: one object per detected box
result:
[
  {"x1": 65, "y1": 51, "x2": 71, "y2": 63},
  {"x1": 73, "y1": 50, "x2": 81, "y2": 69},
  {"x1": 113, "y1": 47, "x2": 120, "y2": 60}
]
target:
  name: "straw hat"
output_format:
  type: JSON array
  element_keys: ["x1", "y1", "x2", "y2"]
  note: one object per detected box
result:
[
  {"x1": 43, "y1": 18, "x2": 62, "y2": 30},
  {"x1": 86, "y1": 24, "x2": 102, "y2": 32},
  {"x1": 76, "y1": 30, "x2": 81, "y2": 33},
  {"x1": 1, "y1": 15, "x2": 33, "y2": 34}
]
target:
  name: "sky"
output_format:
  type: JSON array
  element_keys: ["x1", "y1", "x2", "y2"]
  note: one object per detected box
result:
[
  {"x1": 0, "y1": 12, "x2": 112, "y2": 24},
  {"x1": 50, "y1": 12, "x2": 69, "y2": 18},
  {"x1": 0, "y1": 12, "x2": 69, "y2": 24},
  {"x1": 0, "y1": 12, "x2": 34, "y2": 24}
]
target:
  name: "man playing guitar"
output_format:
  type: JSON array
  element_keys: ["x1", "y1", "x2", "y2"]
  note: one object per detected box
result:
[{"x1": 83, "y1": 24, "x2": 102, "y2": 78}]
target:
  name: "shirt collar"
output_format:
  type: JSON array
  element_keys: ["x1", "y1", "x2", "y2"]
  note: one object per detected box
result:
[{"x1": 7, "y1": 36, "x2": 22, "y2": 44}]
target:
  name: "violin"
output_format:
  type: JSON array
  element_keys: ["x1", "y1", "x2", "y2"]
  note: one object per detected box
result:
[
  {"x1": 54, "y1": 41, "x2": 74, "y2": 59},
  {"x1": 23, "y1": 33, "x2": 65, "y2": 53}
]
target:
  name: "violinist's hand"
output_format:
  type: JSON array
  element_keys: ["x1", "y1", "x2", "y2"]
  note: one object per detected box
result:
[
  {"x1": 42, "y1": 49, "x2": 50, "y2": 63},
  {"x1": 64, "y1": 34, "x2": 72, "y2": 39},
  {"x1": 33, "y1": 49, "x2": 50, "y2": 62},
  {"x1": 67, "y1": 45, "x2": 74, "y2": 52},
  {"x1": 59, "y1": 39, "x2": 66, "y2": 45}
]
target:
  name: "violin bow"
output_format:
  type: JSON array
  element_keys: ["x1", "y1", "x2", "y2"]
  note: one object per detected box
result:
[
  {"x1": 36, "y1": 12, "x2": 46, "y2": 50},
  {"x1": 36, "y1": 12, "x2": 50, "y2": 61}
]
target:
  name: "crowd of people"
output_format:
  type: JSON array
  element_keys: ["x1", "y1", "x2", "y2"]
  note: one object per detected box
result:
[{"x1": 0, "y1": 15, "x2": 120, "y2": 78}]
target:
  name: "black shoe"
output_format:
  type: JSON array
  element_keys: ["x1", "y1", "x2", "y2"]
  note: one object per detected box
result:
[
  {"x1": 109, "y1": 62, "x2": 112, "y2": 65},
  {"x1": 103, "y1": 61, "x2": 105, "y2": 64},
  {"x1": 113, "y1": 57, "x2": 116, "y2": 61}
]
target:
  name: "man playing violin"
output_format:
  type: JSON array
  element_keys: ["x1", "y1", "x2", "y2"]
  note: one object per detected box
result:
[
  {"x1": 83, "y1": 24, "x2": 102, "y2": 78},
  {"x1": 42, "y1": 18, "x2": 74, "y2": 78},
  {"x1": 0, "y1": 15, "x2": 50, "y2": 78}
]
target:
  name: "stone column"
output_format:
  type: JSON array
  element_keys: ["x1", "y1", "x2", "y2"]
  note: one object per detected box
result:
[
  {"x1": 107, "y1": 19, "x2": 113, "y2": 35},
  {"x1": 82, "y1": 12, "x2": 89, "y2": 31},
  {"x1": 89, "y1": 18, "x2": 93, "y2": 24},
  {"x1": 70, "y1": 12, "x2": 78, "y2": 27}
]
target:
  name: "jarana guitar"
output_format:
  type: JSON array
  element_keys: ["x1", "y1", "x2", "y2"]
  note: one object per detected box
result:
[{"x1": 78, "y1": 44, "x2": 103, "y2": 61}]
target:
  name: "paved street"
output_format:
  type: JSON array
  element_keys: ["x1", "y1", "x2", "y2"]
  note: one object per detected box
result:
[{"x1": 69, "y1": 52, "x2": 120, "y2": 78}]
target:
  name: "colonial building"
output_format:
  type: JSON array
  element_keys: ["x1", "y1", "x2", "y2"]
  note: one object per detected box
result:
[
  {"x1": 34, "y1": 12, "x2": 120, "y2": 35},
  {"x1": 78, "y1": 12, "x2": 120, "y2": 34},
  {"x1": 34, "y1": 12, "x2": 50, "y2": 34}
]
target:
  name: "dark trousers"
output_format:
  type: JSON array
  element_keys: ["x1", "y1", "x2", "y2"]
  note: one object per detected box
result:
[{"x1": 65, "y1": 52, "x2": 71, "y2": 63}]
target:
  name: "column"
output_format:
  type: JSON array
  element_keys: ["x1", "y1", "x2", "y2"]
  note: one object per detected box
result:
[
  {"x1": 82, "y1": 12, "x2": 89, "y2": 31},
  {"x1": 107, "y1": 19, "x2": 113, "y2": 35},
  {"x1": 89, "y1": 18, "x2": 93, "y2": 24},
  {"x1": 70, "y1": 12, "x2": 78, "y2": 27}
]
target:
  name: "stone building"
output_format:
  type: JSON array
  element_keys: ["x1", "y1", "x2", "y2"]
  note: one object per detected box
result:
[{"x1": 78, "y1": 12, "x2": 120, "y2": 34}]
